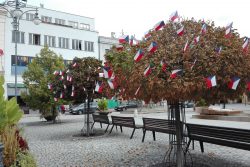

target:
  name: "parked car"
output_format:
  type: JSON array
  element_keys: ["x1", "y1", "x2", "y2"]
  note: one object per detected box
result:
[
  {"x1": 184, "y1": 101, "x2": 194, "y2": 108},
  {"x1": 114, "y1": 101, "x2": 138, "y2": 111},
  {"x1": 69, "y1": 102, "x2": 98, "y2": 115}
]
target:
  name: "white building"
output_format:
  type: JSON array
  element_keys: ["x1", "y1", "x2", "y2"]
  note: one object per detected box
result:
[
  {"x1": 0, "y1": 5, "x2": 99, "y2": 102},
  {"x1": 98, "y1": 33, "x2": 119, "y2": 61}
]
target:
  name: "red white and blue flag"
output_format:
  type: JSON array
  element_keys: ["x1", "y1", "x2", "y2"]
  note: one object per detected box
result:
[
  {"x1": 53, "y1": 70, "x2": 59, "y2": 75},
  {"x1": 190, "y1": 59, "x2": 197, "y2": 70},
  {"x1": 54, "y1": 97, "x2": 58, "y2": 102},
  {"x1": 99, "y1": 73, "x2": 104, "y2": 78},
  {"x1": 170, "y1": 11, "x2": 178, "y2": 21},
  {"x1": 194, "y1": 36, "x2": 200, "y2": 44},
  {"x1": 144, "y1": 64, "x2": 152, "y2": 77},
  {"x1": 154, "y1": 21, "x2": 165, "y2": 31},
  {"x1": 119, "y1": 35, "x2": 129, "y2": 44},
  {"x1": 59, "y1": 76, "x2": 64, "y2": 81},
  {"x1": 59, "y1": 70, "x2": 64, "y2": 76},
  {"x1": 215, "y1": 46, "x2": 222, "y2": 54},
  {"x1": 108, "y1": 79, "x2": 116, "y2": 89},
  {"x1": 60, "y1": 92, "x2": 64, "y2": 99},
  {"x1": 228, "y1": 77, "x2": 240, "y2": 90},
  {"x1": 225, "y1": 28, "x2": 231, "y2": 38},
  {"x1": 183, "y1": 40, "x2": 189, "y2": 52},
  {"x1": 95, "y1": 82, "x2": 103, "y2": 93},
  {"x1": 48, "y1": 84, "x2": 52, "y2": 90},
  {"x1": 130, "y1": 36, "x2": 139, "y2": 46},
  {"x1": 66, "y1": 69, "x2": 70, "y2": 73},
  {"x1": 201, "y1": 24, "x2": 207, "y2": 35},
  {"x1": 134, "y1": 49, "x2": 144, "y2": 62},
  {"x1": 147, "y1": 42, "x2": 157, "y2": 53},
  {"x1": 116, "y1": 44, "x2": 124, "y2": 51},
  {"x1": 242, "y1": 37, "x2": 249, "y2": 52},
  {"x1": 177, "y1": 26, "x2": 184, "y2": 36},
  {"x1": 144, "y1": 30, "x2": 151, "y2": 39},
  {"x1": 63, "y1": 84, "x2": 67, "y2": 89},
  {"x1": 67, "y1": 75, "x2": 72, "y2": 82},
  {"x1": 205, "y1": 76, "x2": 217, "y2": 88},
  {"x1": 71, "y1": 91, "x2": 75, "y2": 97},
  {"x1": 103, "y1": 66, "x2": 113, "y2": 78},
  {"x1": 225, "y1": 22, "x2": 233, "y2": 30},
  {"x1": 160, "y1": 60, "x2": 167, "y2": 72},
  {"x1": 170, "y1": 69, "x2": 182, "y2": 79}
]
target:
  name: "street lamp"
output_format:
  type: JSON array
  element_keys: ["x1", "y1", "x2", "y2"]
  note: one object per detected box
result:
[{"x1": 0, "y1": 0, "x2": 41, "y2": 100}]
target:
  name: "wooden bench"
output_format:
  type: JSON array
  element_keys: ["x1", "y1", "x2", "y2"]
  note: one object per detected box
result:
[
  {"x1": 142, "y1": 118, "x2": 177, "y2": 142},
  {"x1": 186, "y1": 123, "x2": 250, "y2": 152},
  {"x1": 91, "y1": 114, "x2": 111, "y2": 133},
  {"x1": 109, "y1": 116, "x2": 143, "y2": 139}
]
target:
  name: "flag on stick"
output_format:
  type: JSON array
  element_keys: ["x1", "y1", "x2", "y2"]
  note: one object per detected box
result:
[
  {"x1": 95, "y1": 82, "x2": 103, "y2": 93},
  {"x1": 170, "y1": 69, "x2": 182, "y2": 79},
  {"x1": 147, "y1": 42, "x2": 157, "y2": 53},
  {"x1": 228, "y1": 77, "x2": 240, "y2": 90},
  {"x1": 170, "y1": 11, "x2": 178, "y2": 21},
  {"x1": 134, "y1": 49, "x2": 144, "y2": 62},
  {"x1": 177, "y1": 26, "x2": 184, "y2": 36},
  {"x1": 144, "y1": 64, "x2": 152, "y2": 77},
  {"x1": 119, "y1": 35, "x2": 129, "y2": 44},
  {"x1": 205, "y1": 76, "x2": 217, "y2": 88},
  {"x1": 154, "y1": 21, "x2": 165, "y2": 31}
]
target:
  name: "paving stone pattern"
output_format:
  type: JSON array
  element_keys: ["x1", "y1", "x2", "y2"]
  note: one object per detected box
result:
[{"x1": 20, "y1": 108, "x2": 250, "y2": 167}]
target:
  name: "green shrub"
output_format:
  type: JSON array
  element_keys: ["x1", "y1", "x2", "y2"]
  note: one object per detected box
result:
[
  {"x1": 11, "y1": 151, "x2": 37, "y2": 167},
  {"x1": 196, "y1": 98, "x2": 208, "y2": 107},
  {"x1": 97, "y1": 98, "x2": 108, "y2": 111}
]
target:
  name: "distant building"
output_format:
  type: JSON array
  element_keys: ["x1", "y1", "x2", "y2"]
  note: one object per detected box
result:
[{"x1": 98, "y1": 33, "x2": 119, "y2": 61}]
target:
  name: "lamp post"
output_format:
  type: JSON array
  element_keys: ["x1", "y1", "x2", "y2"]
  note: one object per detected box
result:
[{"x1": 0, "y1": 0, "x2": 41, "y2": 100}]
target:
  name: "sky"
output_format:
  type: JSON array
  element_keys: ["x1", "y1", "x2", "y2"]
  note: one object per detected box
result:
[{"x1": 28, "y1": 0, "x2": 249, "y2": 39}]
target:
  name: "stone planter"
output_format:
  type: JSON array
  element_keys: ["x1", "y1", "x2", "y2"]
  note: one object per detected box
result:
[{"x1": 195, "y1": 107, "x2": 205, "y2": 113}]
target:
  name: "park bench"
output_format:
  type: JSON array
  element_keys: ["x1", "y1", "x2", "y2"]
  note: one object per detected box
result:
[
  {"x1": 91, "y1": 113, "x2": 111, "y2": 133},
  {"x1": 142, "y1": 118, "x2": 177, "y2": 142},
  {"x1": 109, "y1": 116, "x2": 143, "y2": 139},
  {"x1": 186, "y1": 123, "x2": 250, "y2": 153}
]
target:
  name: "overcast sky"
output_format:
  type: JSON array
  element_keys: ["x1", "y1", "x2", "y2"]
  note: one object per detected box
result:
[{"x1": 29, "y1": 0, "x2": 249, "y2": 39}]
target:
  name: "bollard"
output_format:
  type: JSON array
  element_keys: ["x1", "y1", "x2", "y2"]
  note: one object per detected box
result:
[{"x1": 0, "y1": 143, "x2": 4, "y2": 167}]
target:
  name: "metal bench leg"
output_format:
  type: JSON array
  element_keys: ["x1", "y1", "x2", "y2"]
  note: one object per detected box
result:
[
  {"x1": 130, "y1": 128, "x2": 136, "y2": 139},
  {"x1": 109, "y1": 125, "x2": 115, "y2": 134},
  {"x1": 91, "y1": 122, "x2": 95, "y2": 129},
  {"x1": 142, "y1": 129, "x2": 146, "y2": 142},
  {"x1": 192, "y1": 140, "x2": 194, "y2": 150},
  {"x1": 100, "y1": 122, "x2": 102, "y2": 128},
  {"x1": 152, "y1": 131, "x2": 156, "y2": 141},
  {"x1": 185, "y1": 139, "x2": 191, "y2": 153},
  {"x1": 199, "y1": 141, "x2": 204, "y2": 153},
  {"x1": 120, "y1": 126, "x2": 123, "y2": 133},
  {"x1": 105, "y1": 124, "x2": 110, "y2": 133}
]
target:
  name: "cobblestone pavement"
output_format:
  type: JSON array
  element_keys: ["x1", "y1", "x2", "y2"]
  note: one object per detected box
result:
[{"x1": 20, "y1": 104, "x2": 250, "y2": 167}]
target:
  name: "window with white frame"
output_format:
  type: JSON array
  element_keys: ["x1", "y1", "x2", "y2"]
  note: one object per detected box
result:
[
  {"x1": 12, "y1": 31, "x2": 25, "y2": 44},
  {"x1": 26, "y1": 13, "x2": 35, "y2": 21},
  {"x1": 58, "y1": 37, "x2": 69, "y2": 49},
  {"x1": 79, "y1": 23, "x2": 90, "y2": 30},
  {"x1": 84, "y1": 41, "x2": 94, "y2": 52},
  {"x1": 55, "y1": 18, "x2": 65, "y2": 25},
  {"x1": 29, "y1": 33, "x2": 41, "y2": 45},
  {"x1": 72, "y1": 39, "x2": 82, "y2": 50},
  {"x1": 44, "y1": 35, "x2": 56, "y2": 47},
  {"x1": 41, "y1": 16, "x2": 52, "y2": 23},
  {"x1": 68, "y1": 21, "x2": 78, "y2": 28}
]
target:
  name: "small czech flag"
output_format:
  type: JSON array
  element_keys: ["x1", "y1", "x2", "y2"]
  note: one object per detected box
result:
[
  {"x1": 147, "y1": 42, "x2": 157, "y2": 53},
  {"x1": 71, "y1": 91, "x2": 75, "y2": 97},
  {"x1": 242, "y1": 37, "x2": 249, "y2": 52},
  {"x1": 116, "y1": 44, "x2": 124, "y2": 51},
  {"x1": 205, "y1": 76, "x2": 217, "y2": 88},
  {"x1": 225, "y1": 22, "x2": 233, "y2": 30},
  {"x1": 144, "y1": 64, "x2": 152, "y2": 77},
  {"x1": 134, "y1": 49, "x2": 144, "y2": 62},
  {"x1": 177, "y1": 26, "x2": 184, "y2": 36},
  {"x1": 53, "y1": 70, "x2": 59, "y2": 75},
  {"x1": 170, "y1": 11, "x2": 178, "y2": 21},
  {"x1": 48, "y1": 84, "x2": 53, "y2": 90},
  {"x1": 194, "y1": 36, "x2": 200, "y2": 44},
  {"x1": 225, "y1": 28, "x2": 231, "y2": 38},
  {"x1": 170, "y1": 69, "x2": 182, "y2": 79},
  {"x1": 103, "y1": 66, "x2": 113, "y2": 78},
  {"x1": 201, "y1": 24, "x2": 207, "y2": 35},
  {"x1": 144, "y1": 30, "x2": 151, "y2": 39},
  {"x1": 183, "y1": 40, "x2": 189, "y2": 52},
  {"x1": 54, "y1": 97, "x2": 58, "y2": 102},
  {"x1": 119, "y1": 35, "x2": 129, "y2": 44},
  {"x1": 72, "y1": 62, "x2": 77, "y2": 67},
  {"x1": 228, "y1": 77, "x2": 240, "y2": 90},
  {"x1": 108, "y1": 79, "x2": 115, "y2": 89},
  {"x1": 60, "y1": 92, "x2": 64, "y2": 99},
  {"x1": 154, "y1": 21, "x2": 165, "y2": 31},
  {"x1": 95, "y1": 82, "x2": 103, "y2": 93}
]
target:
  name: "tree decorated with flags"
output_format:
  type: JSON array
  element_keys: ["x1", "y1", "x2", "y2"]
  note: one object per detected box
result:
[
  {"x1": 103, "y1": 12, "x2": 250, "y2": 166},
  {"x1": 22, "y1": 46, "x2": 65, "y2": 122}
]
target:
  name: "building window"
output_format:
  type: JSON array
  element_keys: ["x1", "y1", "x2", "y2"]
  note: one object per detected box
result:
[
  {"x1": 68, "y1": 21, "x2": 78, "y2": 28},
  {"x1": 58, "y1": 37, "x2": 69, "y2": 49},
  {"x1": 41, "y1": 16, "x2": 52, "y2": 23},
  {"x1": 72, "y1": 39, "x2": 82, "y2": 50},
  {"x1": 44, "y1": 35, "x2": 56, "y2": 47},
  {"x1": 11, "y1": 55, "x2": 33, "y2": 66},
  {"x1": 55, "y1": 18, "x2": 65, "y2": 25},
  {"x1": 79, "y1": 23, "x2": 90, "y2": 30},
  {"x1": 12, "y1": 31, "x2": 25, "y2": 44},
  {"x1": 29, "y1": 33, "x2": 41, "y2": 45},
  {"x1": 84, "y1": 41, "x2": 94, "y2": 52},
  {"x1": 26, "y1": 13, "x2": 35, "y2": 21}
]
